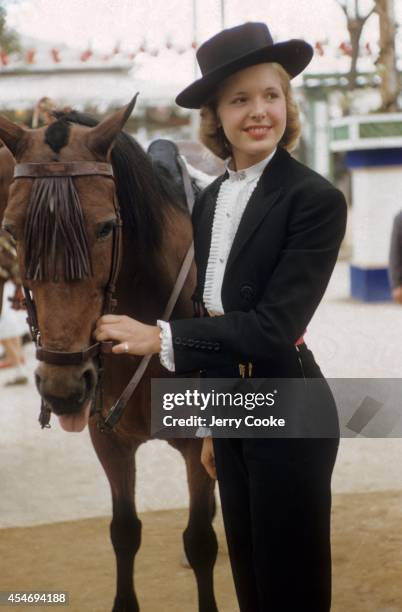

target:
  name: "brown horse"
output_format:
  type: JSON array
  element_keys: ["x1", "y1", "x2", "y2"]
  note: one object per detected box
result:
[{"x1": 0, "y1": 99, "x2": 219, "y2": 612}]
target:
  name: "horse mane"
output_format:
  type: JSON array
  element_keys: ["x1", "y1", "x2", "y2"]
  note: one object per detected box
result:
[{"x1": 52, "y1": 110, "x2": 188, "y2": 258}]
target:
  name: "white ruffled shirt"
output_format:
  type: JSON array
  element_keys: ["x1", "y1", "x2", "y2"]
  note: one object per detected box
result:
[{"x1": 157, "y1": 148, "x2": 277, "y2": 373}]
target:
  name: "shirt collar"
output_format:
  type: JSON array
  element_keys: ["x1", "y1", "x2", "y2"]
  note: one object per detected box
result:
[{"x1": 224, "y1": 148, "x2": 277, "y2": 183}]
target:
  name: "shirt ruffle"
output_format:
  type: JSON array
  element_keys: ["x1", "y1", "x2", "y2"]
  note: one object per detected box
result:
[
  {"x1": 203, "y1": 177, "x2": 259, "y2": 314},
  {"x1": 157, "y1": 319, "x2": 175, "y2": 372}
]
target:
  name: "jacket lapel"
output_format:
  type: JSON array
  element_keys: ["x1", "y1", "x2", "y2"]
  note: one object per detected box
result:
[
  {"x1": 195, "y1": 172, "x2": 227, "y2": 292},
  {"x1": 224, "y1": 146, "x2": 290, "y2": 275}
]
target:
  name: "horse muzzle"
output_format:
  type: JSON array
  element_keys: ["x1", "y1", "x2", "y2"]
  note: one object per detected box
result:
[{"x1": 35, "y1": 360, "x2": 98, "y2": 431}]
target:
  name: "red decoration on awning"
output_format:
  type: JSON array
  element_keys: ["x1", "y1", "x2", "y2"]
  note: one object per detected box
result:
[
  {"x1": 25, "y1": 49, "x2": 36, "y2": 64},
  {"x1": 339, "y1": 41, "x2": 352, "y2": 56},
  {"x1": 315, "y1": 41, "x2": 325, "y2": 56},
  {"x1": 51, "y1": 48, "x2": 61, "y2": 63},
  {"x1": 0, "y1": 50, "x2": 9, "y2": 66},
  {"x1": 365, "y1": 42, "x2": 372, "y2": 56},
  {"x1": 80, "y1": 49, "x2": 93, "y2": 62}
]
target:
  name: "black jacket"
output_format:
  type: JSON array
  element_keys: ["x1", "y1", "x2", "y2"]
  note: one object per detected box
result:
[
  {"x1": 389, "y1": 210, "x2": 402, "y2": 289},
  {"x1": 171, "y1": 146, "x2": 347, "y2": 375}
]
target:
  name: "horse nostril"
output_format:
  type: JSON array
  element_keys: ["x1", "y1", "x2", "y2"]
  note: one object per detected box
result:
[{"x1": 81, "y1": 366, "x2": 96, "y2": 402}]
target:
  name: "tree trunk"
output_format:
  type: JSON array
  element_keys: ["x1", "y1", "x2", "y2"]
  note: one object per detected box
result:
[{"x1": 375, "y1": 0, "x2": 399, "y2": 112}]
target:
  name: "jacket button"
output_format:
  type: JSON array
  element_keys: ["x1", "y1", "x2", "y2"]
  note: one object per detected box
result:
[
  {"x1": 240, "y1": 284, "x2": 255, "y2": 301},
  {"x1": 174, "y1": 337, "x2": 181, "y2": 345}
]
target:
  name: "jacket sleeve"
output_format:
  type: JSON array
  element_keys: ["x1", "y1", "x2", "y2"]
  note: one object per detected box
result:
[
  {"x1": 170, "y1": 187, "x2": 347, "y2": 373},
  {"x1": 389, "y1": 213, "x2": 402, "y2": 289}
]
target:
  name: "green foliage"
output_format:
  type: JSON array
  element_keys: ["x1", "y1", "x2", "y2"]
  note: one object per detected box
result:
[{"x1": 0, "y1": 4, "x2": 20, "y2": 53}]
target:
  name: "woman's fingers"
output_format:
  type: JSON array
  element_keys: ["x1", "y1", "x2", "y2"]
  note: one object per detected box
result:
[
  {"x1": 94, "y1": 315, "x2": 160, "y2": 356},
  {"x1": 201, "y1": 437, "x2": 217, "y2": 480},
  {"x1": 98, "y1": 314, "x2": 122, "y2": 324},
  {"x1": 94, "y1": 326, "x2": 125, "y2": 342},
  {"x1": 112, "y1": 342, "x2": 131, "y2": 354}
]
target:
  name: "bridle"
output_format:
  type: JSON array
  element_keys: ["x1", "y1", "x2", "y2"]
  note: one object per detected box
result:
[{"x1": 12, "y1": 158, "x2": 194, "y2": 432}]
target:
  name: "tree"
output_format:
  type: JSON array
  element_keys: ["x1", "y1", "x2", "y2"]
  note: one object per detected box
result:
[
  {"x1": 336, "y1": 0, "x2": 376, "y2": 91},
  {"x1": 0, "y1": 4, "x2": 20, "y2": 54},
  {"x1": 375, "y1": 0, "x2": 399, "y2": 111},
  {"x1": 336, "y1": 0, "x2": 400, "y2": 111}
]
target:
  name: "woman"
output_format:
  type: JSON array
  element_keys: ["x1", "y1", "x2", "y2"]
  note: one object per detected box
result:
[{"x1": 95, "y1": 22, "x2": 347, "y2": 612}]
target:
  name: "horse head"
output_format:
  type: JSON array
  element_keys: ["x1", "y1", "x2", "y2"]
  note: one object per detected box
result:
[{"x1": 0, "y1": 97, "x2": 138, "y2": 431}]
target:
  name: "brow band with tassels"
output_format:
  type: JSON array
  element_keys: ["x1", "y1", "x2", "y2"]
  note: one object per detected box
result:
[{"x1": 14, "y1": 161, "x2": 114, "y2": 179}]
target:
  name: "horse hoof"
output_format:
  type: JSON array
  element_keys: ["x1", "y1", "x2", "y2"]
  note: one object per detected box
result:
[{"x1": 112, "y1": 595, "x2": 139, "y2": 612}]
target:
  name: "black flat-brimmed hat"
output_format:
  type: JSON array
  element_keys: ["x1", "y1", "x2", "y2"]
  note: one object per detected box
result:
[{"x1": 176, "y1": 22, "x2": 313, "y2": 109}]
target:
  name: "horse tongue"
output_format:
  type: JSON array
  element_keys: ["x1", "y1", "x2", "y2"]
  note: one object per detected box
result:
[{"x1": 58, "y1": 401, "x2": 91, "y2": 433}]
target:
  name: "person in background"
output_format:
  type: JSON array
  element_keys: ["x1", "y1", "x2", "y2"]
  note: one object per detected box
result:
[
  {"x1": 0, "y1": 286, "x2": 28, "y2": 385},
  {"x1": 0, "y1": 249, "x2": 28, "y2": 384},
  {"x1": 389, "y1": 210, "x2": 402, "y2": 303},
  {"x1": 31, "y1": 97, "x2": 57, "y2": 128},
  {"x1": 94, "y1": 22, "x2": 347, "y2": 612}
]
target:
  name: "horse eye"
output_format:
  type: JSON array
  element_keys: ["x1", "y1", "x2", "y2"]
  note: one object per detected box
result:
[
  {"x1": 97, "y1": 221, "x2": 115, "y2": 240},
  {"x1": 1, "y1": 224, "x2": 17, "y2": 241}
]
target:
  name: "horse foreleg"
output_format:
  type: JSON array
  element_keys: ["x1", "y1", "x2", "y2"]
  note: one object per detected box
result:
[
  {"x1": 176, "y1": 439, "x2": 219, "y2": 612},
  {"x1": 89, "y1": 420, "x2": 141, "y2": 612}
]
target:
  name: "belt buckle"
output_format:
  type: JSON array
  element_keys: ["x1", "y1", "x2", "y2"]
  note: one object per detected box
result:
[{"x1": 238, "y1": 362, "x2": 252, "y2": 378}]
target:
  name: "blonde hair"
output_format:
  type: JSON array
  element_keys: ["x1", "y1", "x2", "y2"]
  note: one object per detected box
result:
[{"x1": 198, "y1": 63, "x2": 301, "y2": 159}]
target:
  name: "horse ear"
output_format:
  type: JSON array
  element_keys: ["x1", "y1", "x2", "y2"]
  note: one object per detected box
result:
[
  {"x1": 0, "y1": 115, "x2": 26, "y2": 157},
  {"x1": 87, "y1": 93, "x2": 139, "y2": 158}
]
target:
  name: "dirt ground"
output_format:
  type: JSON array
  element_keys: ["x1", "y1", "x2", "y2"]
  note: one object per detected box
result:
[{"x1": 1, "y1": 490, "x2": 402, "y2": 612}]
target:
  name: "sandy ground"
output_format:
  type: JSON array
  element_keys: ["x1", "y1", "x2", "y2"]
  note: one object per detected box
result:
[{"x1": 1, "y1": 491, "x2": 402, "y2": 612}]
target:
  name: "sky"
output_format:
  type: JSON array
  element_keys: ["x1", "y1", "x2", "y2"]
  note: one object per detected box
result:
[{"x1": 4, "y1": 0, "x2": 400, "y2": 85}]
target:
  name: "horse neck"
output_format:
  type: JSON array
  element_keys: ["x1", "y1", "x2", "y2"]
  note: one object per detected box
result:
[{"x1": 115, "y1": 205, "x2": 194, "y2": 323}]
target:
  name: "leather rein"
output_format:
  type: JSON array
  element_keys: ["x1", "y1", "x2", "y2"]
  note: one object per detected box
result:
[{"x1": 13, "y1": 160, "x2": 194, "y2": 432}]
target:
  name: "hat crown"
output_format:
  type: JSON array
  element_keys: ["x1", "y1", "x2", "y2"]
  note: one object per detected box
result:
[
  {"x1": 175, "y1": 21, "x2": 313, "y2": 108},
  {"x1": 197, "y1": 22, "x2": 274, "y2": 76}
]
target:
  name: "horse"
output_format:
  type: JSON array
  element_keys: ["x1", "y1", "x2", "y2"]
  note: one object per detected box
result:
[{"x1": 0, "y1": 98, "x2": 219, "y2": 612}]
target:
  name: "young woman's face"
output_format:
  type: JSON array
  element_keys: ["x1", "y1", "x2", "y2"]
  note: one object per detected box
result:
[{"x1": 216, "y1": 63, "x2": 287, "y2": 170}]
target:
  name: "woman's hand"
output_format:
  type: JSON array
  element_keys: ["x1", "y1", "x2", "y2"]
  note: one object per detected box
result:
[
  {"x1": 94, "y1": 314, "x2": 161, "y2": 355},
  {"x1": 392, "y1": 286, "x2": 402, "y2": 304},
  {"x1": 201, "y1": 437, "x2": 217, "y2": 480}
]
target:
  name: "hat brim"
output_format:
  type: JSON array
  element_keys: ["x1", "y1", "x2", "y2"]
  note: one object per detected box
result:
[{"x1": 175, "y1": 39, "x2": 313, "y2": 109}]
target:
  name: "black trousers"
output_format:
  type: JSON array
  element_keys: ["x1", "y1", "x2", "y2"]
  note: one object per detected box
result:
[{"x1": 211, "y1": 344, "x2": 339, "y2": 612}]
